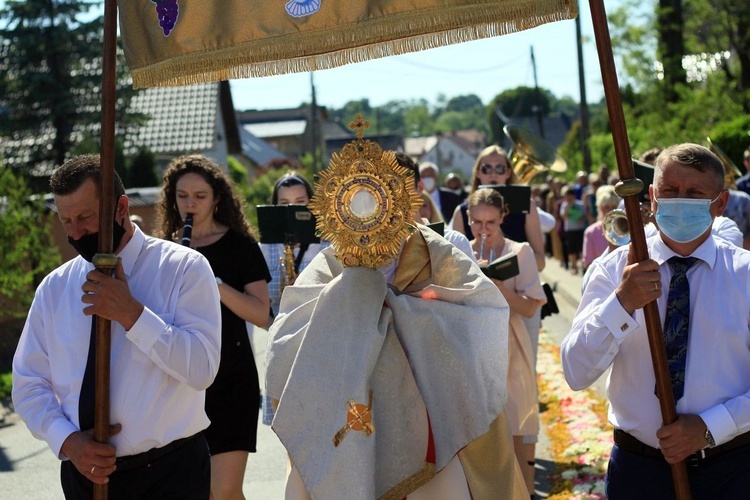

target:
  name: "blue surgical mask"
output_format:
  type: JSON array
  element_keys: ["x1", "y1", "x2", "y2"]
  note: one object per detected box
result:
[{"x1": 654, "y1": 194, "x2": 720, "y2": 243}]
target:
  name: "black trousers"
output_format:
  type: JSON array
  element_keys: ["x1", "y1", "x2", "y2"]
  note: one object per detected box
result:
[
  {"x1": 61, "y1": 433, "x2": 210, "y2": 500},
  {"x1": 606, "y1": 443, "x2": 750, "y2": 500}
]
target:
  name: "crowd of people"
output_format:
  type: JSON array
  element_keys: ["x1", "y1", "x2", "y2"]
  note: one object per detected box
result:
[{"x1": 10, "y1": 140, "x2": 750, "y2": 499}]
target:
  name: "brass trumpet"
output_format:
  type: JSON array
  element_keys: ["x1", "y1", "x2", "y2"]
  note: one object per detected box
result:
[
  {"x1": 504, "y1": 124, "x2": 567, "y2": 185},
  {"x1": 602, "y1": 209, "x2": 631, "y2": 246}
]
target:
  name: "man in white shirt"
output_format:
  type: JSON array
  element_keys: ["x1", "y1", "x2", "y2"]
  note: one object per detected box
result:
[
  {"x1": 12, "y1": 155, "x2": 222, "y2": 499},
  {"x1": 562, "y1": 144, "x2": 750, "y2": 499}
]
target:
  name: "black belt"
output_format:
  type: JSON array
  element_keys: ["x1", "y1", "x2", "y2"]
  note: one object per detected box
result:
[
  {"x1": 613, "y1": 429, "x2": 750, "y2": 467},
  {"x1": 115, "y1": 433, "x2": 198, "y2": 472}
]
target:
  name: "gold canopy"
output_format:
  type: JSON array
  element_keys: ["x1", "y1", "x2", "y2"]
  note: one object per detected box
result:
[{"x1": 118, "y1": 0, "x2": 577, "y2": 88}]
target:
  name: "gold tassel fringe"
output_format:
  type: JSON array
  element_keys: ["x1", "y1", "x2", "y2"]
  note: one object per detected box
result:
[{"x1": 130, "y1": 0, "x2": 577, "y2": 89}]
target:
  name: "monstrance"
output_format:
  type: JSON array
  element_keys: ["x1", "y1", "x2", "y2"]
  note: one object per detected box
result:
[{"x1": 308, "y1": 115, "x2": 423, "y2": 269}]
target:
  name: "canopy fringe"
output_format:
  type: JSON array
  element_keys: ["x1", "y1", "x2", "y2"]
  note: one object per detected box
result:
[{"x1": 131, "y1": 1, "x2": 576, "y2": 88}]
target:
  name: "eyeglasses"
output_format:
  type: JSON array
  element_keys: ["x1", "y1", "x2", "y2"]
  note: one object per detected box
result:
[
  {"x1": 479, "y1": 163, "x2": 508, "y2": 176},
  {"x1": 468, "y1": 220, "x2": 500, "y2": 229}
]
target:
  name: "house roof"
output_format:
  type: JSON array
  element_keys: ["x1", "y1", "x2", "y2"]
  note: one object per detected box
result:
[
  {"x1": 1, "y1": 40, "x2": 242, "y2": 171},
  {"x1": 125, "y1": 83, "x2": 219, "y2": 155},
  {"x1": 244, "y1": 120, "x2": 307, "y2": 138},
  {"x1": 240, "y1": 127, "x2": 290, "y2": 166},
  {"x1": 404, "y1": 137, "x2": 438, "y2": 157},
  {"x1": 444, "y1": 134, "x2": 478, "y2": 156},
  {"x1": 453, "y1": 129, "x2": 486, "y2": 147}
]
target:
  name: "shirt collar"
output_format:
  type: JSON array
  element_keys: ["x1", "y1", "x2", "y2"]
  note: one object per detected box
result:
[
  {"x1": 118, "y1": 225, "x2": 145, "y2": 276},
  {"x1": 650, "y1": 232, "x2": 717, "y2": 270}
]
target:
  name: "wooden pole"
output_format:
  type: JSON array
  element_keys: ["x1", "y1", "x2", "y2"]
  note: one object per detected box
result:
[
  {"x1": 586, "y1": 0, "x2": 692, "y2": 498},
  {"x1": 93, "y1": 0, "x2": 118, "y2": 498}
]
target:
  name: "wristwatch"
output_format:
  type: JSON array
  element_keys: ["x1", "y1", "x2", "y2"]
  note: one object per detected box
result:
[
  {"x1": 705, "y1": 428, "x2": 716, "y2": 447},
  {"x1": 215, "y1": 277, "x2": 223, "y2": 286}
]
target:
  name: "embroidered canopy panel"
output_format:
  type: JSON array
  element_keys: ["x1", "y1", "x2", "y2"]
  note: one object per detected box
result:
[{"x1": 119, "y1": 0, "x2": 577, "y2": 88}]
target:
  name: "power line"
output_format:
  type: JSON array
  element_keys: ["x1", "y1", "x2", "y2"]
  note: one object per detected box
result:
[{"x1": 390, "y1": 53, "x2": 527, "y2": 74}]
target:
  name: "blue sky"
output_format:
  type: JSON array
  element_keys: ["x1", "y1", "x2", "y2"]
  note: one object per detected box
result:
[
  {"x1": 0, "y1": 0, "x2": 625, "y2": 111},
  {"x1": 230, "y1": 1, "x2": 616, "y2": 111}
]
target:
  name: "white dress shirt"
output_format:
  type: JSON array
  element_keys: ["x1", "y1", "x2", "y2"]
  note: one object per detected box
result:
[
  {"x1": 562, "y1": 233, "x2": 750, "y2": 449},
  {"x1": 443, "y1": 229, "x2": 475, "y2": 262},
  {"x1": 12, "y1": 226, "x2": 221, "y2": 459}
]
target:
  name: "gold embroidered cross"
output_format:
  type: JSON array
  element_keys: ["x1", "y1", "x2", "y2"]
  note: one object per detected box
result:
[
  {"x1": 333, "y1": 390, "x2": 374, "y2": 447},
  {"x1": 349, "y1": 114, "x2": 370, "y2": 139}
]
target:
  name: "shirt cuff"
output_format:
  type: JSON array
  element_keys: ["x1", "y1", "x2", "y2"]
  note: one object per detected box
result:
[
  {"x1": 48, "y1": 418, "x2": 81, "y2": 460},
  {"x1": 599, "y1": 293, "x2": 639, "y2": 341},
  {"x1": 699, "y1": 404, "x2": 736, "y2": 447},
  {"x1": 125, "y1": 306, "x2": 165, "y2": 353}
]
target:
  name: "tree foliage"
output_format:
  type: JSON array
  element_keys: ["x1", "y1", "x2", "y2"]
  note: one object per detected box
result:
[
  {"x1": 0, "y1": 0, "x2": 140, "y2": 184},
  {"x1": 240, "y1": 164, "x2": 314, "y2": 228},
  {"x1": 0, "y1": 167, "x2": 60, "y2": 319},
  {"x1": 128, "y1": 147, "x2": 158, "y2": 187}
]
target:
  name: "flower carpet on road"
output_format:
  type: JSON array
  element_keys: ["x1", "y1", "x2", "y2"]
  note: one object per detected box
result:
[{"x1": 538, "y1": 330, "x2": 612, "y2": 499}]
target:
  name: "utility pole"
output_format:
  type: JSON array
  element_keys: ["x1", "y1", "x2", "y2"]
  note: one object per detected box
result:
[
  {"x1": 576, "y1": 6, "x2": 592, "y2": 172},
  {"x1": 310, "y1": 72, "x2": 321, "y2": 172},
  {"x1": 530, "y1": 46, "x2": 546, "y2": 139}
]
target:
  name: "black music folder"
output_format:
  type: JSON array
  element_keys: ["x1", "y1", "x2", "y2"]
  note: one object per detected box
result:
[
  {"x1": 257, "y1": 205, "x2": 320, "y2": 245},
  {"x1": 477, "y1": 185, "x2": 532, "y2": 214},
  {"x1": 480, "y1": 252, "x2": 520, "y2": 281}
]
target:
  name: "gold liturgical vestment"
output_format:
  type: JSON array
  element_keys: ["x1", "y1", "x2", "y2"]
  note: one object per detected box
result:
[{"x1": 266, "y1": 226, "x2": 528, "y2": 499}]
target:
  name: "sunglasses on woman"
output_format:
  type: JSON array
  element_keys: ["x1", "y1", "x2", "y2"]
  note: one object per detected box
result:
[{"x1": 480, "y1": 163, "x2": 508, "y2": 175}]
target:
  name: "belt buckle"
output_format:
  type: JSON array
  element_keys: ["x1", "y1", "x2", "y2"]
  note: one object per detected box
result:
[{"x1": 684, "y1": 449, "x2": 706, "y2": 467}]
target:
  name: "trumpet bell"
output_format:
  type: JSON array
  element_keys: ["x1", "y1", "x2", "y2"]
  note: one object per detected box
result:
[
  {"x1": 602, "y1": 209, "x2": 630, "y2": 246},
  {"x1": 504, "y1": 125, "x2": 567, "y2": 185},
  {"x1": 707, "y1": 137, "x2": 743, "y2": 189}
]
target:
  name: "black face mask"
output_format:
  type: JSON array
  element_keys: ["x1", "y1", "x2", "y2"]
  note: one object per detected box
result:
[{"x1": 67, "y1": 218, "x2": 127, "y2": 263}]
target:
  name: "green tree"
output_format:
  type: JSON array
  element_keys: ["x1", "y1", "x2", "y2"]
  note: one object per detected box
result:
[
  {"x1": 444, "y1": 94, "x2": 484, "y2": 113},
  {"x1": 656, "y1": 0, "x2": 686, "y2": 103},
  {"x1": 242, "y1": 164, "x2": 314, "y2": 228},
  {"x1": 227, "y1": 155, "x2": 249, "y2": 189},
  {"x1": 403, "y1": 99, "x2": 434, "y2": 136},
  {"x1": 329, "y1": 99, "x2": 374, "y2": 128},
  {"x1": 0, "y1": 167, "x2": 61, "y2": 318},
  {"x1": 685, "y1": 0, "x2": 750, "y2": 110},
  {"x1": 376, "y1": 100, "x2": 409, "y2": 134},
  {"x1": 0, "y1": 0, "x2": 140, "y2": 182},
  {"x1": 128, "y1": 147, "x2": 158, "y2": 187},
  {"x1": 486, "y1": 86, "x2": 552, "y2": 144},
  {"x1": 434, "y1": 110, "x2": 485, "y2": 134}
]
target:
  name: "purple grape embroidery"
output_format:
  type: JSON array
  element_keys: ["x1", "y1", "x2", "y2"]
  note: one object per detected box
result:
[{"x1": 152, "y1": 0, "x2": 179, "y2": 36}]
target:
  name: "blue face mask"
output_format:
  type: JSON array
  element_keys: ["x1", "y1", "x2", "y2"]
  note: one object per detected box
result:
[{"x1": 654, "y1": 195, "x2": 720, "y2": 243}]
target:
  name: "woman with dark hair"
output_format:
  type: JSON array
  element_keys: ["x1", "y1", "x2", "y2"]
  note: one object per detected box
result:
[
  {"x1": 261, "y1": 172, "x2": 328, "y2": 319},
  {"x1": 449, "y1": 145, "x2": 546, "y2": 272},
  {"x1": 467, "y1": 187, "x2": 546, "y2": 496},
  {"x1": 156, "y1": 154, "x2": 271, "y2": 500}
]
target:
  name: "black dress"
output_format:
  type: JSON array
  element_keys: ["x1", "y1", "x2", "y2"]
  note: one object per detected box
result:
[{"x1": 195, "y1": 230, "x2": 271, "y2": 454}]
